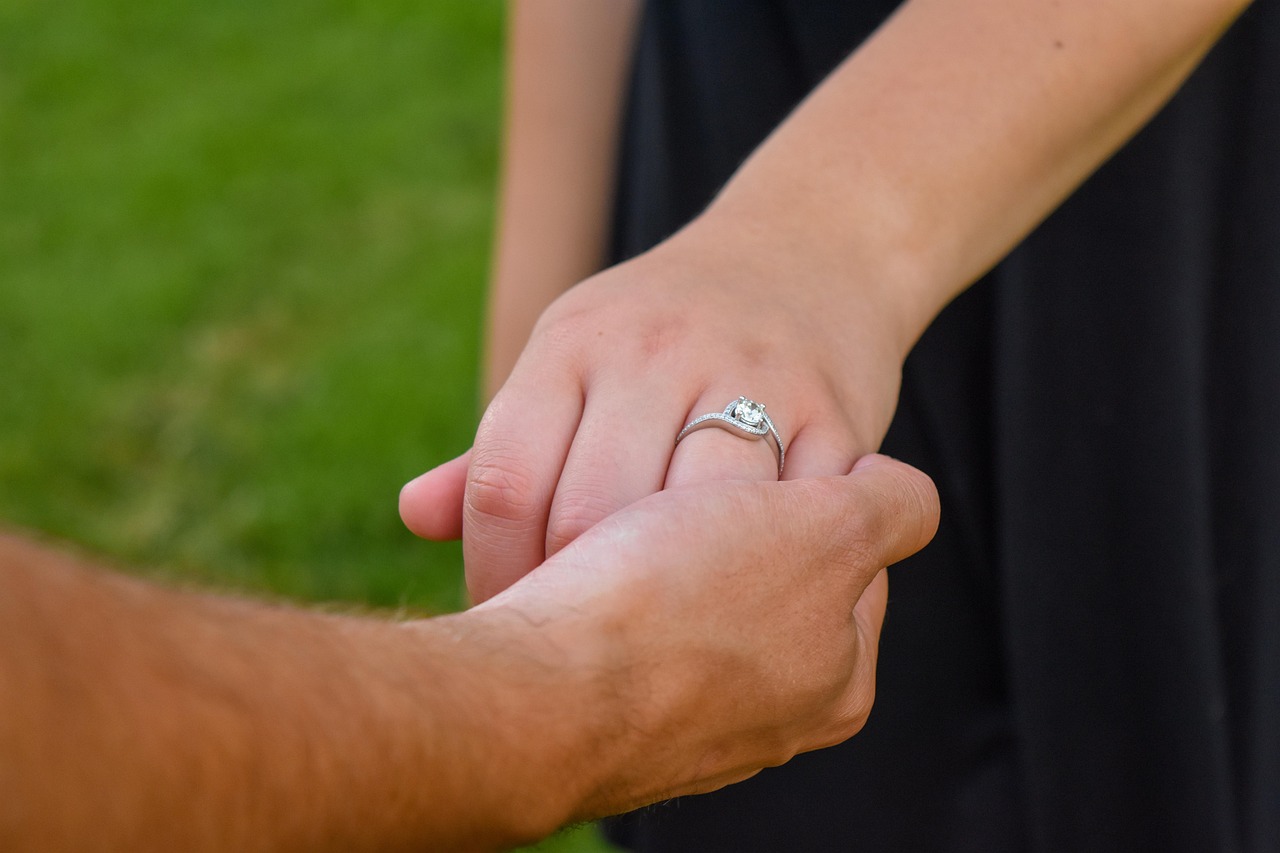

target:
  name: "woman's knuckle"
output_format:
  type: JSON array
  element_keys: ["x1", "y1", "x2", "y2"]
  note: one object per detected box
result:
[
  {"x1": 465, "y1": 447, "x2": 544, "y2": 525},
  {"x1": 545, "y1": 489, "x2": 611, "y2": 554},
  {"x1": 534, "y1": 311, "x2": 588, "y2": 353}
]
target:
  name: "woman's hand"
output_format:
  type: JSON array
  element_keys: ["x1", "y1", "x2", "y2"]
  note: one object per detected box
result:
[
  {"x1": 400, "y1": 0, "x2": 1251, "y2": 603},
  {"x1": 402, "y1": 217, "x2": 912, "y2": 602}
]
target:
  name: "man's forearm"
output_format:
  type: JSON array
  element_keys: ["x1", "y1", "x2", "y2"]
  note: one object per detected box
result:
[
  {"x1": 0, "y1": 534, "x2": 600, "y2": 851},
  {"x1": 4, "y1": 456, "x2": 943, "y2": 849},
  {"x1": 688, "y1": 0, "x2": 1249, "y2": 355}
]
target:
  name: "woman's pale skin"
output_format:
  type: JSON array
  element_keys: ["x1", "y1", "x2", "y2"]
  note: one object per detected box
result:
[{"x1": 400, "y1": 0, "x2": 1252, "y2": 602}]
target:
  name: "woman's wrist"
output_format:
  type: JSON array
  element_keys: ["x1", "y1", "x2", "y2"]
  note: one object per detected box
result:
[{"x1": 663, "y1": 204, "x2": 935, "y2": 365}]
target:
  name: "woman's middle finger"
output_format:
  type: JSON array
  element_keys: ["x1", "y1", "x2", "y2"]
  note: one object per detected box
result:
[{"x1": 544, "y1": 376, "x2": 693, "y2": 558}]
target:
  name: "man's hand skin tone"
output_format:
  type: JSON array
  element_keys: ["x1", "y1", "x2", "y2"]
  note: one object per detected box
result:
[
  {"x1": 433, "y1": 0, "x2": 1250, "y2": 606},
  {"x1": 1, "y1": 455, "x2": 937, "y2": 852}
]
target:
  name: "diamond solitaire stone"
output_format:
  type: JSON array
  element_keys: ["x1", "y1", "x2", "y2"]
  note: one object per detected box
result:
[{"x1": 733, "y1": 398, "x2": 766, "y2": 426}]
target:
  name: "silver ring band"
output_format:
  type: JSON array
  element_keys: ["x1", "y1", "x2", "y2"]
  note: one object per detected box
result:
[{"x1": 675, "y1": 396, "x2": 785, "y2": 477}]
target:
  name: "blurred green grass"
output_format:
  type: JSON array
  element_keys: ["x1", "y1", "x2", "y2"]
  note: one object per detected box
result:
[{"x1": 0, "y1": 1, "x2": 612, "y2": 849}]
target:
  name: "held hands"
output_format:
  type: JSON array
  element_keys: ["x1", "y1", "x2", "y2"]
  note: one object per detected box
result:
[
  {"x1": 480, "y1": 455, "x2": 940, "y2": 820},
  {"x1": 398, "y1": 216, "x2": 933, "y2": 823},
  {"x1": 401, "y1": 218, "x2": 912, "y2": 602}
]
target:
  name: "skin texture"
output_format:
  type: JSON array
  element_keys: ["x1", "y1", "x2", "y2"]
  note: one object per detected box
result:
[
  {"x1": 400, "y1": 0, "x2": 1252, "y2": 603},
  {"x1": 0, "y1": 455, "x2": 938, "y2": 852}
]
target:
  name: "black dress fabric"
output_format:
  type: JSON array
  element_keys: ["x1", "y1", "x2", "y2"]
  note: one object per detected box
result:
[{"x1": 603, "y1": 2, "x2": 1280, "y2": 851}]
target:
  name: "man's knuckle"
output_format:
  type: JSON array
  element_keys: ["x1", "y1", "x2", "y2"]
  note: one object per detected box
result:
[
  {"x1": 823, "y1": 682, "x2": 875, "y2": 746},
  {"x1": 845, "y1": 679, "x2": 876, "y2": 731},
  {"x1": 762, "y1": 743, "x2": 798, "y2": 769}
]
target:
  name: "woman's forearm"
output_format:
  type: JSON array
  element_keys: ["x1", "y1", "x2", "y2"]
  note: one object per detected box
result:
[
  {"x1": 689, "y1": 0, "x2": 1250, "y2": 355},
  {"x1": 484, "y1": 0, "x2": 642, "y2": 400}
]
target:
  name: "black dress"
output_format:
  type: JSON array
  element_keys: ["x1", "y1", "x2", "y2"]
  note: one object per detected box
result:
[{"x1": 604, "y1": 2, "x2": 1280, "y2": 851}]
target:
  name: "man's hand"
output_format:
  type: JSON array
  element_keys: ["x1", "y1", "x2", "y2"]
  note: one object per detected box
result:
[
  {"x1": 0, "y1": 456, "x2": 935, "y2": 850},
  {"x1": 428, "y1": 454, "x2": 940, "y2": 823}
]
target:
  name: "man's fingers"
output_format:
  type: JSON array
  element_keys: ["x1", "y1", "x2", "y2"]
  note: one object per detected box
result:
[
  {"x1": 464, "y1": 385, "x2": 583, "y2": 603},
  {"x1": 759, "y1": 452, "x2": 938, "y2": 605},
  {"x1": 399, "y1": 450, "x2": 471, "y2": 541},
  {"x1": 802, "y1": 566, "x2": 889, "y2": 756},
  {"x1": 545, "y1": 385, "x2": 684, "y2": 558},
  {"x1": 836, "y1": 453, "x2": 941, "y2": 575},
  {"x1": 851, "y1": 567, "x2": 890, "y2": 660}
]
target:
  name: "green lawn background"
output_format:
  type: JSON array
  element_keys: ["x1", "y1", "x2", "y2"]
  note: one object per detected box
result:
[{"x1": 0, "y1": 1, "x2": 611, "y2": 849}]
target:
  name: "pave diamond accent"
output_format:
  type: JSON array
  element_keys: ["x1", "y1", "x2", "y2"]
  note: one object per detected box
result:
[
  {"x1": 675, "y1": 396, "x2": 785, "y2": 477},
  {"x1": 732, "y1": 397, "x2": 766, "y2": 426}
]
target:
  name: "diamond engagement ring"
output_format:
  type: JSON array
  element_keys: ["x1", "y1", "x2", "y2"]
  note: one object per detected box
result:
[{"x1": 675, "y1": 396, "x2": 785, "y2": 476}]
